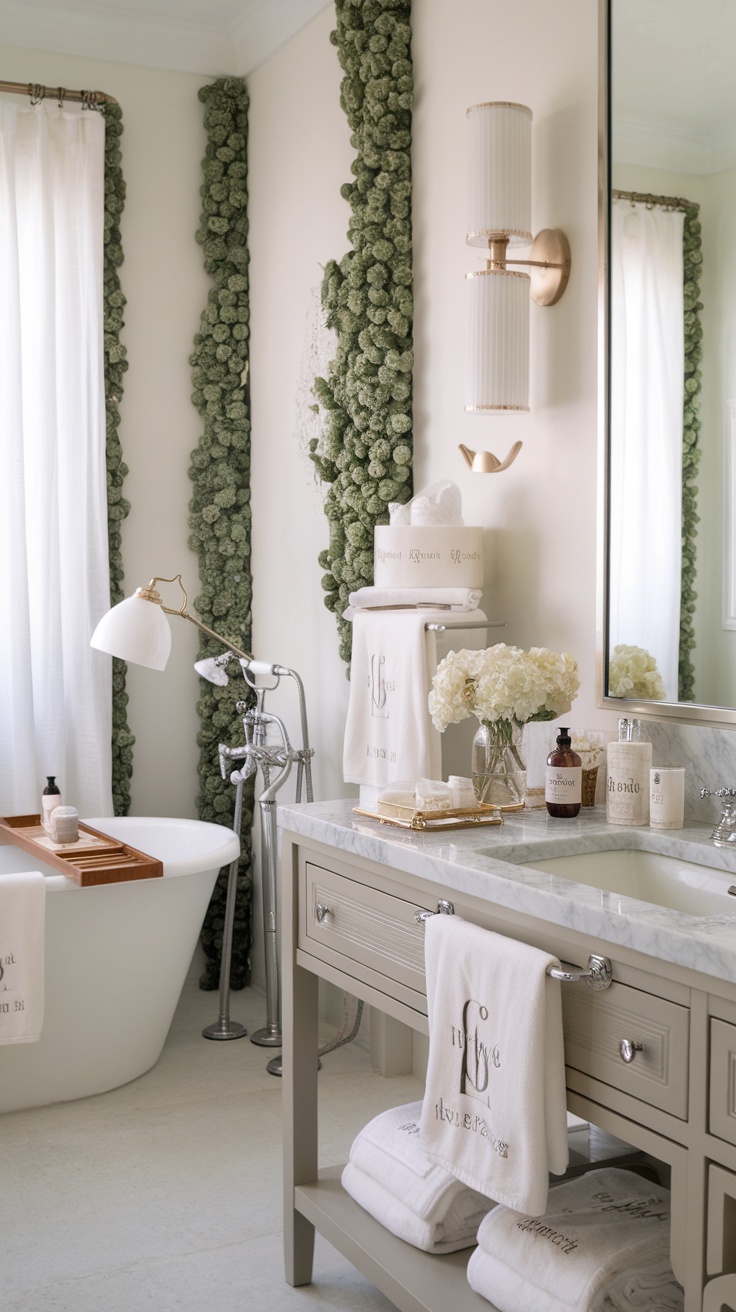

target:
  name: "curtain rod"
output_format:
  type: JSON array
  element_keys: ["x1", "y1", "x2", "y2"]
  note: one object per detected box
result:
[
  {"x1": 0, "y1": 80, "x2": 117, "y2": 107},
  {"x1": 613, "y1": 188, "x2": 699, "y2": 215}
]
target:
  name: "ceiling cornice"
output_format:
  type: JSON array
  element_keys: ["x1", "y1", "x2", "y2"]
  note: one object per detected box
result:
[{"x1": 0, "y1": 0, "x2": 331, "y2": 78}]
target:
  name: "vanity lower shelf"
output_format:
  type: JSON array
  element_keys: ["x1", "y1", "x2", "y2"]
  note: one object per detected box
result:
[{"x1": 296, "y1": 1168, "x2": 493, "y2": 1312}]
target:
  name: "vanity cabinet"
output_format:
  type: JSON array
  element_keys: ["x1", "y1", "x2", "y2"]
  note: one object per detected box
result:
[{"x1": 281, "y1": 810, "x2": 736, "y2": 1312}]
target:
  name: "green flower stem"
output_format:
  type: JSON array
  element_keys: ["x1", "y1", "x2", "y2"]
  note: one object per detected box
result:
[
  {"x1": 310, "y1": 0, "x2": 415, "y2": 668},
  {"x1": 189, "y1": 77, "x2": 254, "y2": 990},
  {"x1": 679, "y1": 207, "x2": 702, "y2": 703},
  {"x1": 102, "y1": 102, "x2": 133, "y2": 816}
]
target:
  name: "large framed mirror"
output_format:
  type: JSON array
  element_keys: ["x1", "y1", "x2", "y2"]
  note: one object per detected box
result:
[{"x1": 599, "y1": 0, "x2": 736, "y2": 726}]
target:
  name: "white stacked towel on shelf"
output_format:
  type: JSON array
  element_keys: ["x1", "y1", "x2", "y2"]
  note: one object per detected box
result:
[
  {"x1": 467, "y1": 1167, "x2": 681, "y2": 1312},
  {"x1": 341, "y1": 1101, "x2": 495, "y2": 1253},
  {"x1": 344, "y1": 586, "x2": 483, "y2": 617},
  {"x1": 419, "y1": 915, "x2": 569, "y2": 1217},
  {"x1": 0, "y1": 871, "x2": 46, "y2": 1044},
  {"x1": 343, "y1": 607, "x2": 488, "y2": 788}
]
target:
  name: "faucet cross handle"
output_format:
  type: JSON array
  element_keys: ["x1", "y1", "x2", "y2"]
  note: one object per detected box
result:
[{"x1": 701, "y1": 788, "x2": 736, "y2": 845}]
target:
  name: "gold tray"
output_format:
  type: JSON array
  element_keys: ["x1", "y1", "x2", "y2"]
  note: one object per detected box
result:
[{"x1": 352, "y1": 803, "x2": 504, "y2": 832}]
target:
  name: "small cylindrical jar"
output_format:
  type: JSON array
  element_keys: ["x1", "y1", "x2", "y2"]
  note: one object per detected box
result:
[
  {"x1": 606, "y1": 741, "x2": 653, "y2": 826},
  {"x1": 649, "y1": 768, "x2": 685, "y2": 830}
]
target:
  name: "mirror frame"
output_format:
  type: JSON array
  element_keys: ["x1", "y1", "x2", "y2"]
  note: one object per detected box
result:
[{"x1": 596, "y1": 0, "x2": 736, "y2": 728}]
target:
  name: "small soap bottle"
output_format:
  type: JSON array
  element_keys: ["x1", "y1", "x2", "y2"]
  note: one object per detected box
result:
[
  {"x1": 606, "y1": 719, "x2": 652, "y2": 826},
  {"x1": 545, "y1": 728, "x2": 582, "y2": 818},
  {"x1": 41, "y1": 776, "x2": 61, "y2": 832}
]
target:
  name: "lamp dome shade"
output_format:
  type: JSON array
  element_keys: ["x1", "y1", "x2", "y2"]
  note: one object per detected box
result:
[{"x1": 90, "y1": 591, "x2": 172, "y2": 671}]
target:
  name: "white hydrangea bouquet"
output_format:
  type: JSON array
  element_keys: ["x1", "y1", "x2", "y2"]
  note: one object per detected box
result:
[
  {"x1": 428, "y1": 643, "x2": 580, "y2": 808},
  {"x1": 608, "y1": 644, "x2": 666, "y2": 701}
]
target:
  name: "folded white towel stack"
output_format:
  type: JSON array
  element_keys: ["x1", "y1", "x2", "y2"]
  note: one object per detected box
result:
[
  {"x1": 419, "y1": 915, "x2": 569, "y2": 1217},
  {"x1": 341, "y1": 1101, "x2": 495, "y2": 1253},
  {"x1": 467, "y1": 1167, "x2": 681, "y2": 1312},
  {"x1": 0, "y1": 871, "x2": 46, "y2": 1045}
]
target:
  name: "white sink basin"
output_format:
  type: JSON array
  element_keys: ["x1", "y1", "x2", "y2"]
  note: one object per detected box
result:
[{"x1": 521, "y1": 848, "x2": 736, "y2": 917}]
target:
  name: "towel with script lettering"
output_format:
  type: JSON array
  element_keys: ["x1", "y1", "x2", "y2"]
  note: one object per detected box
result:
[
  {"x1": 419, "y1": 915, "x2": 568, "y2": 1216},
  {"x1": 467, "y1": 1167, "x2": 678, "y2": 1312},
  {"x1": 0, "y1": 871, "x2": 46, "y2": 1044},
  {"x1": 343, "y1": 609, "x2": 444, "y2": 787}
]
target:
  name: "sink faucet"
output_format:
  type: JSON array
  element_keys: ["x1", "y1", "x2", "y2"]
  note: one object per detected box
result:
[{"x1": 700, "y1": 787, "x2": 736, "y2": 845}]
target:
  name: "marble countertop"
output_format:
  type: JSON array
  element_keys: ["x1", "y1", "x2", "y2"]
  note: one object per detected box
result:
[{"x1": 277, "y1": 798, "x2": 736, "y2": 986}]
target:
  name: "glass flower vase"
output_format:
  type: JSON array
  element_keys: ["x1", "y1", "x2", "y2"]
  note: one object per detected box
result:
[{"x1": 471, "y1": 719, "x2": 526, "y2": 810}]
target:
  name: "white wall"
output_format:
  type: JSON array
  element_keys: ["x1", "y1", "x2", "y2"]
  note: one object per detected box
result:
[
  {"x1": 247, "y1": 0, "x2": 612, "y2": 830},
  {"x1": 3, "y1": 0, "x2": 616, "y2": 837}
]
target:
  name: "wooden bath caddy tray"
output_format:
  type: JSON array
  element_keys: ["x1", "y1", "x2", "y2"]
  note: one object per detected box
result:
[{"x1": 0, "y1": 815, "x2": 163, "y2": 886}]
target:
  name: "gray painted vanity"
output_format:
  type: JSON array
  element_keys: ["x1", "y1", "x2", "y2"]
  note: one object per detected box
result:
[{"x1": 279, "y1": 800, "x2": 736, "y2": 1312}]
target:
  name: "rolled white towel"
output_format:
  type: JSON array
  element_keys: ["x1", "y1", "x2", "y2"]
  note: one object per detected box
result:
[
  {"x1": 349, "y1": 1101, "x2": 492, "y2": 1223},
  {"x1": 342, "y1": 1161, "x2": 489, "y2": 1253},
  {"x1": 468, "y1": 1168, "x2": 672, "y2": 1312},
  {"x1": 592, "y1": 1254, "x2": 683, "y2": 1310}
]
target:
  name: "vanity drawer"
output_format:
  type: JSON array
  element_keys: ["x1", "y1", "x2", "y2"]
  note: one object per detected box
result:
[
  {"x1": 301, "y1": 861, "x2": 428, "y2": 997},
  {"x1": 562, "y1": 979, "x2": 689, "y2": 1119},
  {"x1": 710, "y1": 1019, "x2": 736, "y2": 1147}
]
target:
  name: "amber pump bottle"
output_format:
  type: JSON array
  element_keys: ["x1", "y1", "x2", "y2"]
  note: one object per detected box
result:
[{"x1": 545, "y1": 728, "x2": 582, "y2": 818}]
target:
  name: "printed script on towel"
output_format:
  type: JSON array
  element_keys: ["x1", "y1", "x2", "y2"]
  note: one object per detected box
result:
[
  {"x1": 514, "y1": 1186, "x2": 670, "y2": 1256},
  {"x1": 433, "y1": 998, "x2": 509, "y2": 1160},
  {"x1": 0, "y1": 953, "x2": 28, "y2": 1019}
]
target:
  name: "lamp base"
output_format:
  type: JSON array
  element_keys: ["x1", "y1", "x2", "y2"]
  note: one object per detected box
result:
[{"x1": 529, "y1": 228, "x2": 571, "y2": 305}]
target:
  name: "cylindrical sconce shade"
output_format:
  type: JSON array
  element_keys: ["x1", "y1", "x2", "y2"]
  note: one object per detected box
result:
[
  {"x1": 467, "y1": 102, "x2": 532, "y2": 247},
  {"x1": 465, "y1": 269, "x2": 530, "y2": 412}
]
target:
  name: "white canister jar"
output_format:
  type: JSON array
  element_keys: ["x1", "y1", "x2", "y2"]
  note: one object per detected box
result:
[
  {"x1": 649, "y1": 767, "x2": 685, "y2": 830},
  {"x1": 606, "y1": 741, "x2": 653, "y2": 826}
]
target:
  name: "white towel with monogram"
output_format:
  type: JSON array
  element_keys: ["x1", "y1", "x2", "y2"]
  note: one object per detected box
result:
[
  {"x1": 0, "y1": 871, "x2": 46, "y2": 1044},
  {"x1": 419, "y1": 915, "x2": 569, "y2": 1217},
  {"x1": 343, "y1": 608, "x2": 487, "y2": 787},
  {"x1": 343, "y1": 609, "x2": 442, "y2": 787},
  {"x1": 467, "y1": 1168, "x2": 676, "y2": 1312}
]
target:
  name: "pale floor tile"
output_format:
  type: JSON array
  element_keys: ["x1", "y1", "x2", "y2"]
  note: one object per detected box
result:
[{"x1": 1, "y1": 979, "x2": 424, "y2": 1311}]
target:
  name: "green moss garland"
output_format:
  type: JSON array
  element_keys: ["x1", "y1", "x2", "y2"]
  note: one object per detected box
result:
[
  {"x1": 189, "y1": 77, "x2": 254, "y2": 990},
  {"x1": 102, "y1": 102, "x2": 134, "y2": 816},
  {"x1": 310, "y1": 0, "x2": 414, "y2": 666},
  {"x1": 679, "y1": 208, "x2": 702, "y2": 703}
]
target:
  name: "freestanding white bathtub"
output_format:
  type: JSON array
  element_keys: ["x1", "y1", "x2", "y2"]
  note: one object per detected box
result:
[{"x1": 0, "y1": 816, "x2": 239, "y2": 1114}]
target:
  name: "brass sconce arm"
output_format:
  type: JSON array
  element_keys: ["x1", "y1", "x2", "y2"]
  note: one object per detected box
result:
[
  {"x1": 485, "y1": 229, "x2": 571, "y2": 305},
  {"x1": 139, "y1": 575, "x2": 253, "y2": 661}
]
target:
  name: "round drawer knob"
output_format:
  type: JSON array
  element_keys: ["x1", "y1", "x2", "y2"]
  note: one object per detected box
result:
[
  {"x1": 315, "y1": 903, "x2": 333, "y2": 924},
  {"x1": 619, "y1": 1038, "x2": 643, "y2": 1064}
]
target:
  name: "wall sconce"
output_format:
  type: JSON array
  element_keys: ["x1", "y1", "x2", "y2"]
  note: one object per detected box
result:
[{"x1": 465, "y1": 101, "x2": 571, "y2": 413}]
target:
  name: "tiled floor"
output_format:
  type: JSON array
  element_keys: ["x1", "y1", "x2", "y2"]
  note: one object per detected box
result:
[{"x1": 2, "y1": 980, "x2": 424, "y2": 1311}]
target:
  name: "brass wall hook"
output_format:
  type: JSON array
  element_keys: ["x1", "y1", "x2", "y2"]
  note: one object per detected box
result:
[{"x1": 458, "y1": 441, "x2": 522, "y2": 473}]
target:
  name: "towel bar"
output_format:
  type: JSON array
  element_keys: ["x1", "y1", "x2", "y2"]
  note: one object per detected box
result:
[
  {"x1": 547, "y1": 954, "x2": 613, "y2": 990},
  {"x1": 424, "y1": 620, "x2": 506, "y2": 632},
  {"x1": 415, "y1": 906, "x2": 613, "y2": 991}
]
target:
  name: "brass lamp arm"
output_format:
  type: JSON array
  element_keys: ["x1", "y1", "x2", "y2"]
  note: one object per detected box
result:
[{"x1": 139, "y1": 575, "x2": 253, "y2": 662}]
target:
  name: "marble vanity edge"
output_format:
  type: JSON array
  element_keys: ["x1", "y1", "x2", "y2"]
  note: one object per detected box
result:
[{"x1": 277, "y1": 800, "x2": 736, "y2": 986}]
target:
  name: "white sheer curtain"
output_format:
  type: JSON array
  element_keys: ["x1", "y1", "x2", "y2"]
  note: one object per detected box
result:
[
  {"x1": 609, "y1": 199, "x2": 685, "y2": 702},
  {"x1": 0, "y1": 100, "x2": 113, "y2": 816}
]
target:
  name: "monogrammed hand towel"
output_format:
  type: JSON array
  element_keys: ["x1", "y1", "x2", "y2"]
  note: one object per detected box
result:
[
  {"x1": 419, "y1": 915, "x2": 568, "y2": 1216},
  {"x1": 343, "y1": 610, "x2": 443, "y2": 787},
  {"x1": 0, "y1": 870, "x2": 46, "y2": 1044},
  {"x1": 467, "y1": 1168, "x2": 675, "y2": 1312}
]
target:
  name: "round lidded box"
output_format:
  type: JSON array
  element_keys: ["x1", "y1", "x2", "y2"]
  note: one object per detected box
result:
[{"x1": 374, "y1": 526, "x2": 484, "y2": 589}]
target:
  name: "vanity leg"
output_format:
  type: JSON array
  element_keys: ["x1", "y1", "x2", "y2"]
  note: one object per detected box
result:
[{"x1": 282, "y1": 839, "x2": 319, "y2": 1286}]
